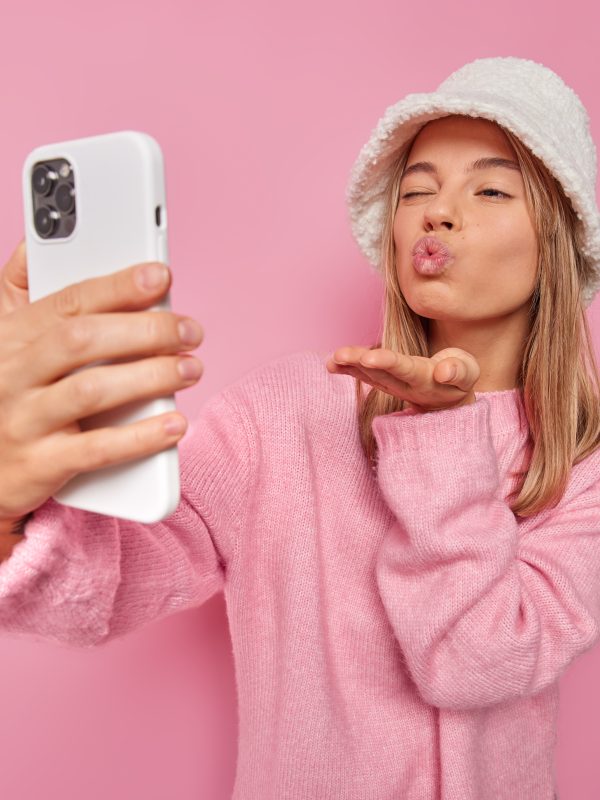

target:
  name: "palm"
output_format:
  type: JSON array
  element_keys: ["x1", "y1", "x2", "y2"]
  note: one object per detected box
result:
[{"x1": 326, "y1": 345, "x2": 480, "y2": 411}]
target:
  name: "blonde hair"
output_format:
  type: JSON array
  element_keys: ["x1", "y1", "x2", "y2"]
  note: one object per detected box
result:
[{"x1": 355, "y1": 116, "x2": 600, "y2": 518}]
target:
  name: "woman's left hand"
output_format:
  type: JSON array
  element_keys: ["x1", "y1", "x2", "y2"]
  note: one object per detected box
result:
[{"x1": 325, "y1": 345, "x2": 480, "y2": 412}]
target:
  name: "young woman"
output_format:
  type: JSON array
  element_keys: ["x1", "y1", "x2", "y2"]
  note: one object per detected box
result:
[{"x1": 0, "y1": 56, "x2": 598, "y2": 799}]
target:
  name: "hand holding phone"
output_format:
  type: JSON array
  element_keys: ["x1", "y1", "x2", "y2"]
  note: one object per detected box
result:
[
  {"x1": 21, "y1": 130, "x2": 189, "y2": 523},
  {"x1": 0, "y1": 250, "x2": 203, "y2": 523}
]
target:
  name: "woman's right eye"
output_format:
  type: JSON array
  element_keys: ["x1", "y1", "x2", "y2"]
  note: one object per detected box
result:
[{"x1": 401, "y1": 192, "x2": 424, "y2": 199}]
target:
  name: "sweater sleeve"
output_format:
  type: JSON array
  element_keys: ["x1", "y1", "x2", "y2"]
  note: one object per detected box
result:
[
  {"x1": 372, "y1": 397, "x2": 600, "y2": 711},
  {"x1": 0, "y1": 388, "x2": 252, "y2": 649}
]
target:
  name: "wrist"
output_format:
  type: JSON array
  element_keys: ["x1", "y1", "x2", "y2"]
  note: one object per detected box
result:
[{"x1": 0, "y1": 512, "x2": 34, "y2": 536}]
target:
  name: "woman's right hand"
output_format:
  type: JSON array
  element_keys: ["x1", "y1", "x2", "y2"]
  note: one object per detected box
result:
[{"x1": 0, "y1": 249, "x2": 204, "y2": 521}]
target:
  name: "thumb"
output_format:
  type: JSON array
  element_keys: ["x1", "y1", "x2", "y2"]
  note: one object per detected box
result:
[
  {"x1": 435, "y1": 356, "x2": 479, "y2": 390},
  {"x1": 0, "y1": 239, "x2": 30, "y2": 315},
  {"x1": 3, "y1": 239, "x2": 28, "y2": 290}
]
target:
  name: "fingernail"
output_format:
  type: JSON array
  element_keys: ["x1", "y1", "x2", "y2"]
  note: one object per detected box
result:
[
  {"x1": 137, "y1": 263, "x2": 169, "y2": 291},
  {"x1": 446, "y1": 366, "x2": 457, "y2": 381},
  {"x1": 178, "y1": 318, "x2": 203, "y2": 345},
  {"x1": 334, "y1": 352, "x2": 349, "y2": 364},
  {"x1": 178, "y1": 357, "x2": 202, "y2": 380},
  {"x1": 164, "y1": 415, "x2": 187, "y2": 435}
]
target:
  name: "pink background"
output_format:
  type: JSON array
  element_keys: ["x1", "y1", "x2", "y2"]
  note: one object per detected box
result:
[{"x1": 0, "y1": 1, "x2": 599, "y2": 798}]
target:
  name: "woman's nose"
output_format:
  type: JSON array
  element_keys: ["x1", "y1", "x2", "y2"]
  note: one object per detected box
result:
[{"x1": 423, "y1": 192, "x2": 460, "y2": 230}]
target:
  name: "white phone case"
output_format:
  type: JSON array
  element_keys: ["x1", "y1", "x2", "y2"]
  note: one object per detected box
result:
[{"x1": 22, "y1": 130, "x2": 180, "y2": 524}]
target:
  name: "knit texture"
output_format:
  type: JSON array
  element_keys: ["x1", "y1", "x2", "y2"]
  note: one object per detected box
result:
[
  {"x1": 346, "y1": 56, "x2": 600, "y2": 308},
  {"x1": 1, "y1": 349, "x2": 600, "y2": 799}
]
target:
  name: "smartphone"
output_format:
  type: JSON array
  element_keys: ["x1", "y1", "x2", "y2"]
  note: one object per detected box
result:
[{"x1": 21, "y1": 130, "x2": 180, "y2": 524}]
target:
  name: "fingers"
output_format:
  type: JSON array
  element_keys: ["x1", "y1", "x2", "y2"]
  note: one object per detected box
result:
[
  {"x1": 10, "y1": 308, "x2": 204, "y2": 391},
  {"x1": 330, "y1": 346, "x2": 478, "y2": 397},
  {"x1": 435, "y1": 361, "x2": 460, "y2": 384},
  {"x1": 332, "y1": 345, "x2": 393, "y2": 368},
  {"x1": 359, "y1": 352, "x2": 419, "y2": 394},
  {"x1": 328, "y1": 342, "x2": 483, "y2": 415},
  {"x1": 17, "y1": 354, "x2": 203, "y2": 439},
  {"x1": 0, "y1": 254, "x2": 204, "y2": 514},
  {"x1": 434, "y1": 356, "x2": 480, "y2": 390},
  {"x1": 329, "y1": 346, "x2": 384, "y2": 384},
  {"x1": 45, "y1": 411, "x2": 189, "y2": 484},
  {"x1": 336, "y1": 345, "x2": 479, "y2": 394},
  {"x1": 352, "y1": 347, "x2": 420, "y2": 385},
  {"x1": 327, "y1": 359, "x2": 377, "y2": 386},
  {"x1": 329, "y1": 347, "x2": 412, "y2": 393},
  {"x1": 27, "y1": 260, "x2": 173, "y2": 333},
  {"x1": 0, "y1": 239, "x2": 30, "y2": 315},
  {"x1": 2, "y1": 240, "x2": 28, "y2": 290}
]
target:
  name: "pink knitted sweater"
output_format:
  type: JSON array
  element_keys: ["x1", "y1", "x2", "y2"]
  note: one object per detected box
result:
[{"x1": 1, "y1": 349, "x2": 599, "y2": 799}]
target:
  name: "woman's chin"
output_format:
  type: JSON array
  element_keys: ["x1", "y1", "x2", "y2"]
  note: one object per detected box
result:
[{"x1": 404, "y1": 284, "x2": 456, "y2": 317}]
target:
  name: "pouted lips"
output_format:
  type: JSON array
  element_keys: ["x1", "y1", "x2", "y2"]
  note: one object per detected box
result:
[{"x1": 412, "y1": 236, "x2": 454, "y2": 276}]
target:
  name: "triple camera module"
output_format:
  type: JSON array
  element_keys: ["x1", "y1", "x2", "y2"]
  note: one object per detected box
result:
[{"x1": 30, "y1": 158, "x2": 76, "y2": 239}]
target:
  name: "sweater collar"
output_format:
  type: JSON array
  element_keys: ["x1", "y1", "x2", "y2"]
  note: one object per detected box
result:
[{"x1": 474, "y1": 387, "x2": 529, "y2": 438}]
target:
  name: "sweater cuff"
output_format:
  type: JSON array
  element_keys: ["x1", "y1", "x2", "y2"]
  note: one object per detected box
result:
[
  {"x1": 371, "y1": 396, "x2": 500, "y2": 518},
  {"x1": 372, "y1": 396, "x2": 492, "y2": 456},
  {"x1": 0, "y1": 497, "x2": 73, "y2": 595}
]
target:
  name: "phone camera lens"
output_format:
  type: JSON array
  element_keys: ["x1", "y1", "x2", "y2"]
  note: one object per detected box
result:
[
  {"x1": 32, "y1": 165, "x2": 56, "y2": 197},
  {"x1": 34, "y1": 205, "x2": 59, "y2": 238},
  {"x1": 55, "y1": 182, "x2": 75, "y2": 214}
]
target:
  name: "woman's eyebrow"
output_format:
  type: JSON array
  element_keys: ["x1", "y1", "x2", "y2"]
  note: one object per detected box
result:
[{"x1": 401, "y1": 157, "x2": 521, "y2": 181}]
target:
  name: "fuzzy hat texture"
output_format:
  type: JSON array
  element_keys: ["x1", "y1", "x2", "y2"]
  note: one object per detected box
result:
[{"x1": 346, "y1": 56, "x2": 600, "y2": 308}]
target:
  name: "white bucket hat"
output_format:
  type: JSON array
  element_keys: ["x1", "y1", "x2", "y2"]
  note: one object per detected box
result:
[{"x1": 346, "y1": 56, "x2": 600, "y2": 308}]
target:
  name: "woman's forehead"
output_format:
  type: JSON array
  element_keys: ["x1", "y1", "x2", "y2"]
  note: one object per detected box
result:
[
  {"x1": 409, "y1": 115, "x2": 517, "y2": 160},
  {"x1": 419, "y1": 114, "x2": 503, "y2": 134}
]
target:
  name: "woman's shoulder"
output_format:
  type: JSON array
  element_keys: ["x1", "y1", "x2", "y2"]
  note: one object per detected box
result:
[
  {"x1": 231, "y1": 347, "x2": 327, "y2": 383},
  {"x1": 219, "y1": 348, "x2": 356, "y2": 430}
]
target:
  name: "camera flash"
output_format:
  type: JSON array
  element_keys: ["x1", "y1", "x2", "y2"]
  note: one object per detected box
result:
[{"x1": 59, "y1": 164, "x2": 71, "y2": 178}]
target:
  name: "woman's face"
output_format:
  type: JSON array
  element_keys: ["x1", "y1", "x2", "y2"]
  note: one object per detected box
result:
[{"x1": 393, "y1": 115, "x2": 538, "y2": 325}]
